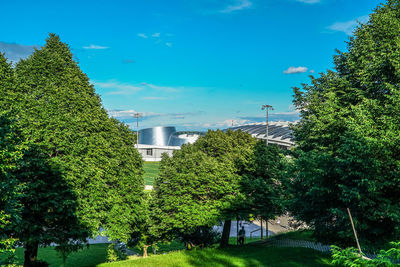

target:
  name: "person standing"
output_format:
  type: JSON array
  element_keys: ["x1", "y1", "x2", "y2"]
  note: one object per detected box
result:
[{"x1": 238, "y1": 226, "x2": 246, "y2": 245}]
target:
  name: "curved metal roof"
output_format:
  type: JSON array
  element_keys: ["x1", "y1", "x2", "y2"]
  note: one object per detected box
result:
[{"x1": 227, "y1": 121, "x2": 295, "y2": 147}]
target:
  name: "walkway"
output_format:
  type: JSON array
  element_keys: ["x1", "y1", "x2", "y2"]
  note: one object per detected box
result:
[{"x1": 251, "y1": 238, "x2": 331, "y2": 253}]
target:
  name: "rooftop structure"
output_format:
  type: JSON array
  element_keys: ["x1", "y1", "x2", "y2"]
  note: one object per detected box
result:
[
  {"x1": 227, "y1": 121, "x2": 295, "y2": 148},
  {"x1": 136, "y1": 126, "x2": 203, "y2": 161}
]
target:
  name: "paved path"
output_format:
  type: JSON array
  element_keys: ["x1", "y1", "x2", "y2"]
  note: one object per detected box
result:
[
  {"x1": 213, "y1": 221, "x2": 274, "y2": 238},
  {"x1": 252, "y1": 238, "x2": 332, "y2": 253}
]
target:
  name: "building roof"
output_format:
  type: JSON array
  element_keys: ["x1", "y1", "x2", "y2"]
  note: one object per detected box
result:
[{"x1": 227, "y1": 121, "x2": 295, "y2": 147}]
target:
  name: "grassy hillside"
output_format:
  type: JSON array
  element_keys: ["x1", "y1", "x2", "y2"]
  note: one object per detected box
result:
[
  {"x1": 98, "y1": 246, "x2": 332, "y2": 267},
  {"x1": 143, "y1": 161, "x2": 160, "y2": 185},
  {"x1": 9, "y1": 242, "x2": 332, "y2": 267},
  {"x1": 12, "y1": 243, "x2": 108, "y2": 267}
]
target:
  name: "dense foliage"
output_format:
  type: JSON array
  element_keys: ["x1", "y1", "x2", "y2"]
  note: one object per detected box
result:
[
  {"x1": 0, "y1": 35, "x2": 144, "y2": 265},
  {"x1": 151, "y1": 130, "x2": 286, "y2": 248},
  {"x1": 0, "y1": 54, "x2": 24, "y2": 266},
  {"x1": 289, "y1": 0, "x2": 400, "y2": 248},
  {"x1": 241, "y1": 143, "x2": 286, "y2": 226},
  {"x1": 331, "y1": 242, "x2": 400, "y2": 266}
]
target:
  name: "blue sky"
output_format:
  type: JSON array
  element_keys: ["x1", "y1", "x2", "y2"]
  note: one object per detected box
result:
[{"x1": 1, "y1": 0, "x2": 382, "y2": 130}]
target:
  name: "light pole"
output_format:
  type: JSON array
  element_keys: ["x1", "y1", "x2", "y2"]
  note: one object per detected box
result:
[
  {"x1": 133, "y1": 112, "x2": 142, "y2": 146},
  {"x1": 261, "y1": 105, "x2": 274, "y2": 146}
]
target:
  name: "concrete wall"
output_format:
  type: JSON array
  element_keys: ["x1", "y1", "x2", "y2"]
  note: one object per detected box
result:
[{"x1": 137, "y1": 145, "x2": 180, "y2": 161}]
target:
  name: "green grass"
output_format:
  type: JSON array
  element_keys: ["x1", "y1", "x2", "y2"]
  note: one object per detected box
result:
[
  {"x1": 143, "y1": 162, "x2": 160, "y2": 185},
  {"x1": 98, "y1": 245, "x2": 332, "y2": 267},
  {"x1": 229, "y1": 237, "x2": 262, "y2": 245},
  {"x1": 10, "y1": 231, "x2": 330, "y2": 267},
  {"x1": 13, "y1": 243, "x2": 108, "y2": 267}
]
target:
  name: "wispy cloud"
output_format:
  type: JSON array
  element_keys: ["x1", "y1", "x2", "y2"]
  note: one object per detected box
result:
[
  {"x1": 83, "y1": 44, "x2": 109, "y2": 50},
  {"x1": 95, "y1": 81, "x2": 143, "y2": 95},
  {"x1": 108, "y1": 109, "x2": 204, "y2": 122},
  {"x1": 283, "y1": 66, "x2": 308, "y2": 74},
  {"x1": 95, "y1": 81, "x2": 184, "y2": 95},
  {"x1": 141, "y1": 82, "x2": 181, "y2": 93},
  {"x1": 240, "y1": 111, "x2": 300, "y2": 122},
  {"x1": 165, "y1": 42, "x2": 173, "y2": 47},
  {"x1": 295, "y1": 0, "x2": 321, "y2": 4},
  {"x1": 0, "y1": 41, "x2": 38, "y2": 62},
  {"x1": 220, "y1": 0, "x2": 253, "y2": 13},
  {"x1": 152, "y1": 32, "x2": 161, "y2": 38},
  {"x1": 122, "y1": 59, "x2": 135, "y2": 64},
  {"x1": 137, "y1": 33, "x2": 148, "y2": 39},
  {"x1": 327, "y1": 15, "x2": 369, "y2": 35},
  {"x1": 141, "y1": 96, "x2": 167, "y2": 100}
]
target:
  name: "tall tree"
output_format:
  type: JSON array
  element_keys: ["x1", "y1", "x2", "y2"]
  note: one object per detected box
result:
[
  {"x1": 289, "y1": 0, "x2": 400, "y2": 248},
  {"x1": 0, "y1": 53, "x2": 24, "y2": 265},
  {"x1": 1, "y1": 34, "x2": 144, "y2": 265},
  {"x1": 151, "y1": 130, "x2": 257, "y2": 247},
  {"x1": 241, "y1": 143, "x2": 286, "y2": 235}
]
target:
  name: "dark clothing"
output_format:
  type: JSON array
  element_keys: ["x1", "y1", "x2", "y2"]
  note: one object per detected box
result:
[{"x1": 238, "y1": 229, "x2": 245, "y2": 245}]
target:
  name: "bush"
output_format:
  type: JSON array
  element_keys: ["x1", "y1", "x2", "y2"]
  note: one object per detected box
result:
[
  {"x1": 107, "y1": 243, "x2": 128, "y2": 262},
  {"x1": 331, "y1": 242, "x2": 400, "y2": 266},
  {"x1": 178, "y1": 226, "x2": 221, "y2": 249}
]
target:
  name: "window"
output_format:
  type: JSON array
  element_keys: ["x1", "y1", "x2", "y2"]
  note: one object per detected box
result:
[{"x1": 146, "y1": 148, "x2": 153, "y2": 156}]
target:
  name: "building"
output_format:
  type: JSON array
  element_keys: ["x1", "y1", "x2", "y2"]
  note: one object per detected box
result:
[
  {"x1": 136, "y1": 126, "x2": 202, "y2": 161},
  {"x1": 227, "y1": 121, "x2": 295, "y2": 149}
]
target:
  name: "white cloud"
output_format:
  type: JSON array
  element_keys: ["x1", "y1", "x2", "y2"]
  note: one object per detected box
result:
[
  {"x1": 283, "y1": 66, "x2": 308, "y2": 74},
  {"x1": 137, "y1": 33, "x2": 148, "y2": 39},
  {"x1": 95, "y1": 81, "x2": 143, "y2": 95},
  {"x1": 220, "y1": 0, "x2": 252, "y2": 13},
  {"x1": 152, "y1": 32, "x2": 160, "y2": 38},
  {"x1": 295, "y1": 0, "x2": 321, "y2": 4},
  {"x1": 83, "y1": 44, "x2": 109, "y2": 50},
  {"x1": 327, "y1": 15, "x2": 369, "y2": 35},
  {"x1": 309, "y1": 69, "x2": 315, "y2": 73},
  {"x1": 140, "y1": 82, "x2": 180, "y2": 92},
  {"x1": 95, "y1": 81, "x2": 184, "y2": 95},
  {"x1": 142, "y1": 96, "x2": 167, "y2": 100},
  {"x1": 165, "y1": 42, "x2": 172, "y2": 47}
]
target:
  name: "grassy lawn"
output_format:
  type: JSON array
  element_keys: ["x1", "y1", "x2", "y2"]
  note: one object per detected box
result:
[
  {"x1": 143, "y1": 161, "x2": 160, "y2": 185},
  {"x1": 10, "y1": 231, "x2": 331, "y2": 267},
  {"x1": 98, "y1": 245, "x2": 332, "y2": 267},
  {"x1": 13, "y1": 243, "x2": 108, "y2": 267}
]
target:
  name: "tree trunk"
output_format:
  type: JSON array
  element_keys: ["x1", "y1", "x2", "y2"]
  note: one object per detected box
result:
[
  {"x1": 260, "y1": 217, "x2": 263, "y2": 240},
  {"x1": 24, "y1": 241, "x2": 39, "y2": 266},
  {"x1": 220, "y1": 220, "x2": 231, "y2": 248},
  {"x1": 143, "y1": 245, "x2": 149, "y2": 258},
  {"x1": 265, "y1": 219, "x2": 269, "y2": 239}
]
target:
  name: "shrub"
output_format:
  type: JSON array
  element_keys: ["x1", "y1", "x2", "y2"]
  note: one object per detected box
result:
[{"x1": 107, "y1": 243, "x2": 128, "y2": 262}]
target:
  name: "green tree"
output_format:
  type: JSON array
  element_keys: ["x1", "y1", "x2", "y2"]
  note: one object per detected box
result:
[
  {"x1": 0, "y1": 53, "x2": 24, "y2": 266},
  {"x1": 1, "y1": 34, "x2": 144, "y2": 265},
  {"x1": 241, "y1": 143, "x2": 286, "y2": 237},
  {"x1": 151, "y1": 130, "x2": 257, "y2": 248},
  {"x1": 289, "y1": 0, "x2": 400, "y2": 248}
]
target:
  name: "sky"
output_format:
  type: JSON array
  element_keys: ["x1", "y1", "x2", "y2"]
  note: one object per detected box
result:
[{"x1": 1, "y1": 0, "x2": 383, "y2": 131}]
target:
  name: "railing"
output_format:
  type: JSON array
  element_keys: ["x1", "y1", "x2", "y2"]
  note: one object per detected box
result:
[{"x1": 250, "y1": 228, "x2": 261, "y2": 240}]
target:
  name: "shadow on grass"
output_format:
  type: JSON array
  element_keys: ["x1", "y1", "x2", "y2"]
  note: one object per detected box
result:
[{"x1": 185, "y1": 245, "x2": 332, "y2": 267}]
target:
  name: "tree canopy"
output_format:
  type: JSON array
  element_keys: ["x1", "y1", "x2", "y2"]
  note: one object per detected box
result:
[
  {"x1": 0, "y1": 54, "x2": 24, "y2": 265},
  {"x1": 150, "y1": 130, "x2": 286, "y2": 247},
  {"x1": 289, "y1": 0, "x2": 400, "y2": 248},
  {"x1": 0, "y1": 34, "x2": 145, "y2": 265}
]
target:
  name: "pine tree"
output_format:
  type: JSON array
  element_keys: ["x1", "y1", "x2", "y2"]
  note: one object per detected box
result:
[
  {"x1": 0, "y1": 53, "x2": 24, "y2": 266},
  {"x1": 1, "y1": 34, "x2": 144, "y2": 264}
]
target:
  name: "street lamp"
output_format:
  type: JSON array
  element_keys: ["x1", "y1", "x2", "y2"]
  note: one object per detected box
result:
[
  {"x1": 261, "y1": 105, "x2": 274, "y2": 146},
  {"x1": 133, "y1": 112, "x2": 142, "y2": 146}
]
